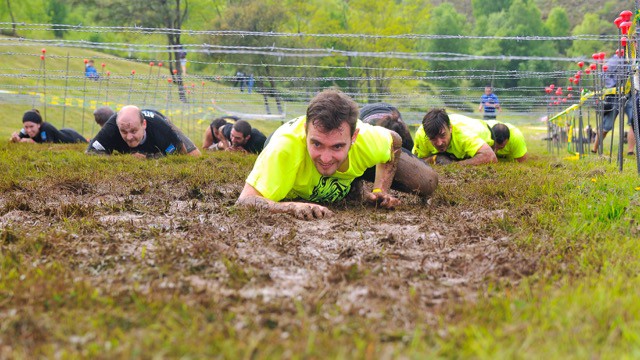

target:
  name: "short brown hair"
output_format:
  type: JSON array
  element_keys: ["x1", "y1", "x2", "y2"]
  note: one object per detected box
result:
[
  {"x1": 306, "y1": 89, "x2": 358, "y2": 135},
  {"x1": 233, "y1": 120, "x2": 252, "y2": 137},
  {"x1": 422, "y1": 108, "x2": 450, "y2": 139},
  {"x1": 93, "y1": 106, "x2": 115, "y2": 127}
]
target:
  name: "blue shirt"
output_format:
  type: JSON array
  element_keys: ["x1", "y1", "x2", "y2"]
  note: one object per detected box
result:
[
  {"x1": 85, "y1": 65, "x2": 99, "y2": 80},
  {"x1": 604, "y1": 54, "x2": 627, "y2": 88},
  {"x1": 480, "y1": 93, "x2": 500, "y2": 114}
]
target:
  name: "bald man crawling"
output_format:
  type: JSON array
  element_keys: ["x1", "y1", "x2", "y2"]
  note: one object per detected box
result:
[{"x1": 87, "y1": 105, "x2": 200, "y2": 158}]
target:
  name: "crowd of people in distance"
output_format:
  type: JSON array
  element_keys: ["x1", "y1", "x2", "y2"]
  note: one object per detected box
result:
[{"x1": 9, "y1": 86, "x2": 531, "y2": 220}]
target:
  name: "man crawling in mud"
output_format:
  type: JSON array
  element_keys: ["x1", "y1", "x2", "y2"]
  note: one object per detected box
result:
[
  {"x1": 413, "y1": 109, "x2": 497, "y2": 166},
  {"x1": 236, "y1": 89, "x2": 438, "y2": 220},
  {"x1": 87, "y1": 105, "x2": 200, "y2": 158}
]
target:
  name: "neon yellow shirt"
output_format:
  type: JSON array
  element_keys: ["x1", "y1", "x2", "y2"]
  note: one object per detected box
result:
[
  {"x1": 485, "y1": 120, "x2": 527, "y2": 160},
  {"x1": 246, "y1": 116, "x2": 392, "y2": 202},
  {"x1": 412, "y1": 113, "x2": 493, "y2": 159}
]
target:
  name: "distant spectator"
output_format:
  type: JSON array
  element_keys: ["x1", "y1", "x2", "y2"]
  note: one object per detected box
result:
[
  {"x1": 10, "y1": 109, "x2": 87, "y2": 144},
  {"x1": 93, "y1": 106, "x2": 115, "y2": 128},
  {"x1": 87, "y1": 106, "x2": 200, "y2": 158},
  {"x1": 85, "y1": 60, "x2": 99, "y2": 80},
  {"x1": 478, "y1": 86, "x2": 501, "y2": 119},
  {"x1": 592, "y1": 52, "x2": 632, "y2": 154},
  {"x1": 235, "y1": 71, "x2": 245, "y2": 92},
  {"x1": 178, "y1": 45, "x2": 187, "y2": 75},
  {"x1": 248, "y1": 74, "x2": 255, "y2": 94}
]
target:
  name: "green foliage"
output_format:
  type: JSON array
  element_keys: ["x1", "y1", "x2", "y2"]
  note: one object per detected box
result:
[
  {"x1": 568, "y1": 13, "x2": 615, "y2": 57},
  {"x1": 47, "y1": 0, "x2": 68, "y2": 38},
  {"x1": 545, "y1": 7, "x2": 571, "y2": 55},
  {"x1": 0, "y1": 0, "x2": 632, "y2": 100},
  {"x1": 423, "y1": 3, "x2": 470, "y2": 92},
  {"x1": 490, "y1": 0, "x2": 555, "y2": 91},
  {"x1": 471, "y1": 0, "x2": 513, "y2": 18}
]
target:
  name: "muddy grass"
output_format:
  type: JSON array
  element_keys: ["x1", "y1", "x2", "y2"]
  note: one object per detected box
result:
[{"x1": 0, "y1": 158, "x2": 540, "y2": 353}]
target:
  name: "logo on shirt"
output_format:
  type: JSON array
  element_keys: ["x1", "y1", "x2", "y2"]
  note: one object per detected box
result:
[
  {"x1": 141, "y1": 110, "x2": 156, "y2": 119},
  {"x1": 309, "y1": 177, "x2": 350, "y2": 203},
  {"x1": 91, "y1": 140, "x2": 106, "y2": 151},
  {"x1": 165, "y1": 144, "x2": 176, "y2": 154},
  {"x1": 41, "y1": 131, "x2": 47, "y2": 141}
]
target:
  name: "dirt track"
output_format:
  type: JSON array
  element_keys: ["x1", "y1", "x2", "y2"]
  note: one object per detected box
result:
[{"x1": 0, "y1": 168, "x2": 538, "y2": 337}]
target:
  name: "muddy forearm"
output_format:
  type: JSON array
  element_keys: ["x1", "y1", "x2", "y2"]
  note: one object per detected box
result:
[
  {"x1": 458, "y1": 144, "x2": 497, "y2": 166},
  {"x1": 237, "y1": 195, "x2": 332, "y2": 219},
  {"x1": 373, "y1": 131, "x2": 402, "y2": 191}
]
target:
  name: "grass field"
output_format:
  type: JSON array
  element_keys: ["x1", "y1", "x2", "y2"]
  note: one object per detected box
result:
[
  {"x1": 0, "y1": 36, "x2": 309, "y2": 144},
  {"x1": 1, "y1": 121, "x2": 640, "y2": 358},
  {"x1": 2, "y1": 40, "x2": 640, "y2": 359}
]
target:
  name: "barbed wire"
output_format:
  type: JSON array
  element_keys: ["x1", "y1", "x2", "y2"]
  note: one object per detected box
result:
[
  {"x1": 0, "y1": 22, "x2": 622, "y2": 41},
  {"x1": 0, "y1": 22, "x2": 616, "y2": 134},
  {"x1": 0, "y1": 38, "x2": 593, "y2": 62}
]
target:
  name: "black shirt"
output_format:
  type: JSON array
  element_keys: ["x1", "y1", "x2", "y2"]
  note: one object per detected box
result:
[
  {"x1": 19, "y1": 122, "x2": 87, "y2": 143},
  {"x1": 140, "y1": 109, "x2": 197, "y2": 153},
  {"x1": 87, "y1": 111, "x2": 183, "y2": 156},
  {"x1": 221, "y1": 124, "x2": 267, "y2": 154}
]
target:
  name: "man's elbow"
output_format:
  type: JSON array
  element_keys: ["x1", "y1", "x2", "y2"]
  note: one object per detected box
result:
[
  {"x1": 235, "y1": 195, "x2": 250, "y2": 206},
  {"x1": 472, "y1": 151, "x2": 497, "y2": 165},
  {"x1": 187, "y1": 148, "x2": 201, "y2": 157},
  {"x1": 237, "y1": 183, "x2": 264, "y2": 207},
  {"x1": 388, "y1": 130, "x2": 402, "y2": 151}
]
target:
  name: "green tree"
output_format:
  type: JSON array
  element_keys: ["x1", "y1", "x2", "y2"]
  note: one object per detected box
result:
[
  {"x1": 568, "y1": 13, "x2": 615, "y2": 58},
  {"x1": 469, "y1": 12, "x2": 508, "y2": 90},
  {"x1": 305, "y1": 0, "x2": 429, "y2": 102},
  {"x1": 207, "y1": 0, "x2": 290, "y2": 113},
  {"x1": 545, "y1": 7, "x2": 570, "y2": 55},
  {"x1": 93, "y1": 0, "x2": 190, "y2": 99},
  {"x1": 423, "y1": 3, "x2": 470, "y2": 94},
  {"x1": 2, "y1": 0, "x2": 17, "y2": 36},
  {"x1": 47, "y1": 0, "x2": 68, "y2": 38},
  {"x1": 471, "y1": 0, "x2": 512, "y2": 19},
  {"x1": 496, "y1": 0, "x2": 555, "y2": 87}
]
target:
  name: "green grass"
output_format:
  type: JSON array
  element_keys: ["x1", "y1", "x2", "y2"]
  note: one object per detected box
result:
[{"x1": 1, "y1": 122, "x2": 640, "y2": 358}]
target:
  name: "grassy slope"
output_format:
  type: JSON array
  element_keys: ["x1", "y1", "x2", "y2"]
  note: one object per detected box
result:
[{"x1": 0, "y1": 38, "x2": 292, "y2": 144}]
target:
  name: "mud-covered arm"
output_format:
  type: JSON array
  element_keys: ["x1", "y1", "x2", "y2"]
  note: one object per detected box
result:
[
  {"x1": 236, "y1": 183, "x2": 333, "y2": 220},
  {"x1": 203, "y1": 127, "x2": 215, "y2": 150},
  {"x1": 458, "y1": 143, "x2": 497, "y2": 166},
  {"x1": 515, "y1": 153, "x2": 528, "y2": 163},
  {"x1": 366, "y1": 130, "x2": 402, "y2": 209},
  {"x1": 10, "y1": 131, "x2": 33, "y2": 143}
]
